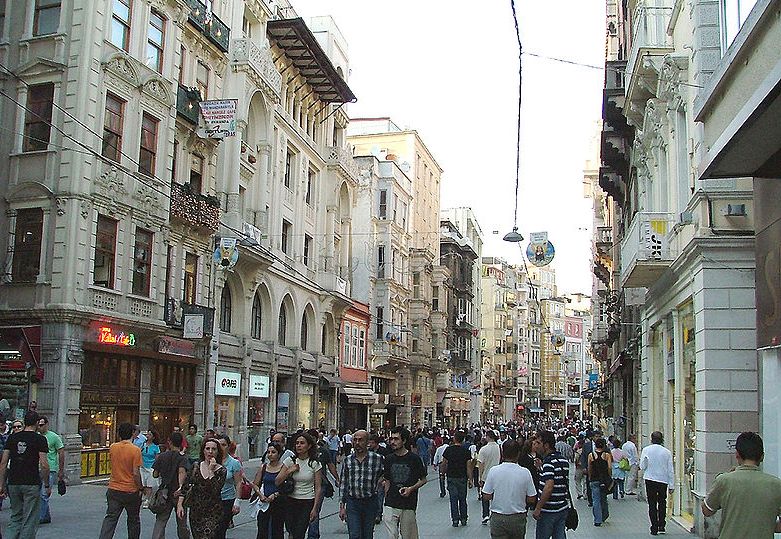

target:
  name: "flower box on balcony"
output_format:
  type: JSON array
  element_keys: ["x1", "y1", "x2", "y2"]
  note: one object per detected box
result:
[{"x1": 169, "y1": 182, "x2": 220, "y2": 232}]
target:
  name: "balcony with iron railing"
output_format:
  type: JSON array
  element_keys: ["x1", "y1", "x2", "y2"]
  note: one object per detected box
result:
[
  {"x1": 176, "y1": 84, "x2": 201, "y2": 125},
  {"x1": 169, "y1": 182, "x2": 221, "y2": 232},
  {"x1": 325, "y1": 145, "x2": 359, "y2": 183},
  {"x1": 620, "y1": 211, "x2": 675, "y2": 288},
  {"x1": 231, "y1": 39, "x2": 282, "y2": 100},
  {"x1": 183, "y1": 0, "x2": 230, "y2": 52}
]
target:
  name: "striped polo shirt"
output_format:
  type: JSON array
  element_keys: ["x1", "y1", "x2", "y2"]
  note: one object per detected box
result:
[{"x1": 538, "y1": 450, "x2": 569, "y2": 513}]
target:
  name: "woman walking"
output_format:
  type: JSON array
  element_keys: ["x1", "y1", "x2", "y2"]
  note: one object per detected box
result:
[
  {"x1": 276, "y1": 432, "x2": 322, "y2": 539},
  {"x1": 610, "y1": 438, "x2": 627, "y2": 499},
  {"x1": 178, "y1": 438, "x2": 226, "y2": 539},
  {"x1": 252, "y1": 443, "x2": 286, "y2": 539},
  {"x1": 215, "y1": 435, "x2": 243, "y2": 539},
  {"x1": 140, "y1": 430, "x2": 161, "y2": 508},
  {"x1": 588, "y1": 437, "x2": 613, "y2": 526}
]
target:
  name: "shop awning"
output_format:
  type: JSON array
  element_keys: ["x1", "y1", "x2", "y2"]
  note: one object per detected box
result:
[
  {"x1": 0, "y1": 325, "x2": 41, "y2": 368},
  {"x1": 341, "y1": 386, "x2": 376, "y2": 405},
  {"x1": 319, "y1": 373, "x2": 341, "y2": 389}
]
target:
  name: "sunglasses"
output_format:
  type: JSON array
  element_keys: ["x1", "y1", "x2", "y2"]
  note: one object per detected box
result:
[{"x1": 12, "y1": 424, "x2": 23, "y2": 429}]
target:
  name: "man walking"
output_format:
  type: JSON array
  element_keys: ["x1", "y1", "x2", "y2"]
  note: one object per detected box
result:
[
  {"x1": 326, "y1": 428, "x2": 341, "y2": 464},
  {"x1": 339, "y1": 430, "x2": 384, "y2": 539},
  {"x1": 0, "y1": 411, "x2": 50, "y2": 539},
  {"x1": 382, "y1": 427, "x2": 427, "y2": 539},
  {"x1": 432, "y1": 435, "x2": 450, "y2": 498},
  {"x1": 640, "y1": 431, "x2": 674, "y2": 536},
  {"x1": 622, "y1": 434, "x2": 639, "y2": 495},
  {"x1": 99, "y1": 422, "x2": 143, "y2": 539},
  {"x1": 36, "y1": 416, "x2": 64, "y2": 525},
  {"x1": 477, "y1": 429, "x2": 501, "y2": 525},
  {"x1": 532, "y1": 430, "x2": 570, "y2": 539},
  {"x1": 151, "y1": 431, "x2": 190, "y2": 539},
  {"x1": 701, "y1": 432, "x2": 781, "y2": 539},
  {"x1": 184, "y1": 424, "x2": 202, "y2": 466},
  {"x1": 441, "y1": 431, "x2": 473, "y2": 527},
  {"x1": 482, "y1": 440, "x2": 538, "y2": 539}
]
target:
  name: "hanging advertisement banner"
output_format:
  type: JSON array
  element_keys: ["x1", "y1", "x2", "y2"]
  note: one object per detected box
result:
[
  {"x1": 526, "y1": 231, "x2": 555, "y2": 267},
  {"x1": 213, "y1": 237, "x2": 239, "y2": 269},
  {"x1": 198, "y1": 99, "x2": 238, "y2": 138}
]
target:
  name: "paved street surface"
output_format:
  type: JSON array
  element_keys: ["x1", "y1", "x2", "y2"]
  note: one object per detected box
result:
[{"x1": 1, "y1": 463, "x2": 689, "y2": 538}]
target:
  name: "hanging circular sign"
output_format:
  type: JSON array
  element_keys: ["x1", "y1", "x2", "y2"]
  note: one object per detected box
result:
[{"x1": 526, "y1": 240, "x2": 555, "y2": 267}]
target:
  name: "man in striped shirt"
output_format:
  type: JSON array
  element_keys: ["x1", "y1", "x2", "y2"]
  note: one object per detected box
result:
[
  {"x1": 532, "y1": 430, "x2": 570, "y2": 539},
  {"x1": 339, "y1": 430, "x2": 385, "y2": 539}
]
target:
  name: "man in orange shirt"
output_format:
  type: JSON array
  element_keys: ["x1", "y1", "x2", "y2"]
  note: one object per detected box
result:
[{"x1": 99, "y1": 422, "x2": 143, "y2": 539}]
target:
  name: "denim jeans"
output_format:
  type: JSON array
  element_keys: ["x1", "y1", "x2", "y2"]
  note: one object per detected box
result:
[
  {"x1": 438, "y1": 472, "x2": 447, "y2": 497},
  {"x1": 345, "y1": 496, "x2": 378, "y2": 539},
  {"x1": 6, "y1": 484, "x2": 41, "y2": 539},
  {"x1": 612, "y1": 478, "x2": 625, "y2": 499},
  {"x1": 39, "y1": 471, "x2": 57, "y2": 522},
  {"x1": 307, "y1": 492, "x2": 325, "y2": 539},
  {"x1": 98, "y1": 488, "x2": 141, "y2": 539},
  {"x1": 446, "y1": 477, "x2": 468, "y2": 523},
  {"x1": 589, "y1": 481, "x2": 609, "y2": 525},
  {"x1": 534, "y1": 509, "x2": 567, "y2": 539}
]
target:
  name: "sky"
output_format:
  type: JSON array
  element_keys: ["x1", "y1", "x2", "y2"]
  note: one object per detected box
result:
[{"x1": 293, "y1": 0, "x2": 606, "y2": 295}]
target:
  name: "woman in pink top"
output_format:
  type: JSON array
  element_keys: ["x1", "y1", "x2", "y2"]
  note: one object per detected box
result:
[{"x1": 610, "y1": 438, "x2": 628, "y2": 499}]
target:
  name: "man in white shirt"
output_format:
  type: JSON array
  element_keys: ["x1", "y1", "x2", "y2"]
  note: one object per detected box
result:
[
  {"x1": 476, "y1": 430, "x2": 501, "y2": 524},
  {"x1": 482, "y1": 439, "x2": 537, "y2": 537},
  {"x1": 622, "y1": 434, "x2": 639, "y2": 495},
  {"x1": 640, "y1": 431, "x2": 675, "y2": 535},
  {"x1": 433, "y1": 436, "x2": 450, "y2": 498}
]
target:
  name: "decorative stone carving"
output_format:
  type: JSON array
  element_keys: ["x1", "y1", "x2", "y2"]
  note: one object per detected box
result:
[
  {"x1": 94, "y1": 166, "x2": 128, "y2": 198},
  {"x1": 141, "y1": 76, "x2": 174, "y2": 107},
  {"x1": 56, "y1": 198, "x2": 66, "y2": 216},
  {"x1": 103, "y1": 53, "x2": 140, "y2": 88},
  {"x1": 133, "y1": 183, "x2": 162, "y2": 214},
  {"x1": 80, "y1": 200, "x2": 91, "y2": 220}
]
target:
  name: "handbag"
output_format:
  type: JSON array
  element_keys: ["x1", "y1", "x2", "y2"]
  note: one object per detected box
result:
[
  {"x1": 57, "y1": 479, "x2": 67, "y2": 496},
  {"x1": 618, "y1": 457, "x2": 631, "y2": 471},
  {"x1": 148, "y1": 487, "x2": 171, "y2": 514},
  {"x1": 565, "y1": 482, "x2": 578, "y2": 530},
  {"x1": 239, "y1": 479, "x2": 253, "y2": 500}
]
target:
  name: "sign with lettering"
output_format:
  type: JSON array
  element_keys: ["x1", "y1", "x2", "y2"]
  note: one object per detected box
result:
[
  {"x1": 215, "y1": 370, "x2": 241, "y2": 396},
  {"x1": 249, "y1": 374, "x2": 270, "y2": 398},
  {"x1": 157, "y1": 337, "x2": 196, "y2": 357},
  {"x1": 198, "y1": 99, "x2": 238, "y2": 138},
  {"x1": 97, "y1": 326, "x2": 135, "y2": 347}
]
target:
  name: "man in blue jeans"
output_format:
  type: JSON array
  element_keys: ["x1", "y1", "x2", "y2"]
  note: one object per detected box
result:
[
  {"x1": 441, "y1": 431, "x2": 474, "y2": 527},
  {"x1": 532, "y1": 430, "x2": 570, "y2": 539},
  {"x1": 339, "y1": 430, "x2": 384, "y2": 539}
]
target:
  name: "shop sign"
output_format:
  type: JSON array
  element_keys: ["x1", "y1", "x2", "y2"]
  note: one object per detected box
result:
[
  {"x1": 97, "y1": 326, "x2": 135, "y2": 347},
  {"x1": 249, "y1": 375, "x2": 270, "y2": 398},
  {"x1": 198, "y1": 99, "x2": 238, "y2": 138},
  {"x1": 215, "y1": 370, "x2": 241, "y2": 396},
  {"x1": 157, "y1": 336, "x2": 196, "y2": 357},
  {"x1": 300, "y1": 384, "x2": 314, "y2": 396},
  {"x1": 183, "y1": 314, "x2": 204, "y2": 339}
]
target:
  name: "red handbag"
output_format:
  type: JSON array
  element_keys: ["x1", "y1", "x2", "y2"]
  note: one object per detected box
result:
[{"x1": 239, "y1": 479, "x2": 253, "y2": 500}]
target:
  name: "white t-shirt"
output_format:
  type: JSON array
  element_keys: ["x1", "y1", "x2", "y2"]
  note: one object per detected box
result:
[
  {"x1": 477, "y1": 441, "x2": 501, "y2": 482},
  {"x1": 282, "y1": 456, "x2": 322, "y2": 500},
  {"x1": 343, "y1": 433, "x2": 353, "y2": 445},
  {"x1": 482, "y1": 462, "x2": 537, "y2": 515}
]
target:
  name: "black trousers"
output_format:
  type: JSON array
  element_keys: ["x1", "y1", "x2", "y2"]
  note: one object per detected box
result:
[
  {"x1": 216, "y1": 498, "x2": 235, "y2": 539},
  {"x1": 284, "y1": 497, "x2": 315, "y2": 539},
  {"x1": 645, "y1": 480, "x2": 668, "y2": 532}
]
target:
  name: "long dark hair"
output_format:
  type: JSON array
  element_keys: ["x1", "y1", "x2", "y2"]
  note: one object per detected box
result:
[
  {"x1": 294, "y1": 433, "x2": 319, "y2": 462},
  {"x1": 200, "y1": 437, "x2": 224, "y2": 463}
]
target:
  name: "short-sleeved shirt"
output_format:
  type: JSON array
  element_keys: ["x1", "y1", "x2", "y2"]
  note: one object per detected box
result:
[
  {"x1": 477, "y1": 441, "x2": 501, "y2": 482},
  {"x1": 704, "y1": 465, "x2": 781, "y2": 539},
  {"x1": 5, "y1": 430, "x2": 48, "y2": 485},
  {"x1": 141, "y1": 443, "x2": 161, "y2": 469},
  {"x1": 152, "y1": 450, "x2": 191, "y2": 491},
  {"x1": 383, "y1": 451, "x2": 427, "y2": 510},
  {"x1": 442, "y1": 444, "x2": 471, "y2": 478},
  {"x1": 220, "y1": 455, "x2": 243, "y2": 500},
  {"x1": 185, "y1": 433, "x2": 203, "y2": 461},
  {"x1": 43, "y1": 430, "x2": 64, "y2": 472},
  {"x1": 282, "y1": 456, "x2": 322, "y2": 500},
  {"x1": 326, "y1": 435, "x2": 340, "y2": 452},
  {"x1": 483, "y1": 462, "x2": 537, "y2": 515},
  {"x1": 538, "y1": 450, "x2": 569, "y2": 513},
  {"x1": 108, "y1": 440, "x2": 143, "y2": 493}
]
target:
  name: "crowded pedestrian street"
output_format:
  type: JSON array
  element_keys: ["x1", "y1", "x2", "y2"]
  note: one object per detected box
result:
[{"x1": 0, "y1": 460, "x2": 687, "y2": 539}]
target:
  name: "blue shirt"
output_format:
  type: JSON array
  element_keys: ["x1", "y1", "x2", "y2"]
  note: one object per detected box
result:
[
  {"x1": 221, "y1": 455, "x2": 242, "y2": 500},
  {"x1": 141, "y1": 443, "x2": 160, "y2": 469}
]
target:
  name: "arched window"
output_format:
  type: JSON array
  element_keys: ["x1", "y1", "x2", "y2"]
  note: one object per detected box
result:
[
  {"x1": 300, "y1": 316, "x2": 308, "y2": 351},
  {"x1": 219, "y1": 286, "x2": 232, "y2": 333},
  {"x1": 251, "y1": 294, "x2": 262, "y2": 339},
  {"x1": 278, "y1": 305, "x2": 287, "y2": 346}
]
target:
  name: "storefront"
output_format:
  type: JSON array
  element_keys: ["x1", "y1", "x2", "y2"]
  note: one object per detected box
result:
[
  {"x1": 340, "y1": 386, "x2": 374, "y2": 431},
  {"x1": 247, "y1": 373, "x2": 270, "y2": 458},
  {"x1": 150, "y1": 337, "x2": 198, "y2": 441},
  {"x1": 298, "y1": 382, "x2": 316, "y2": 430},
  {"x1": 0, "y1": 325, "x2": 41, "y2": 422},
  {"x1": 214, "y1": 369, "x2": 241, "y2": 440}
]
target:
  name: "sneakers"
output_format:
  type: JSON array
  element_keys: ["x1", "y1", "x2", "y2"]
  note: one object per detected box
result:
[
  {"x1": 460, "y1": 520, "x2": 467, "y2": 527},
  {"x1": 482, "y1": 516, "x2": 490, "y2": 525},
  {"x1": 452, "y1": 521, "x2": 459, "y2": 527},
  {"x1": 658, "y1": 530, "x2": 666, "y2": 535}
]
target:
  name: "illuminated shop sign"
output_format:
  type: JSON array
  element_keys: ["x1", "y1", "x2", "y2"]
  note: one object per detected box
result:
[{"x1": 98, "y1": 326, "x2": 136, "y2": 347}]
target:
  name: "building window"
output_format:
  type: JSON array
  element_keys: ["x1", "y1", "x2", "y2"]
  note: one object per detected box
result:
[
  {"x1": 131, "y1": 228, "x2": 153, "y2": 296},
  {"x1": 34, "y1": 0, "x2": 60, "y2": 35},
  {"x1": 138, "y1": 113, "x2": 158, "y2": 177},
  {"x1": 378, "y1": 190, "x2": 387, "y2": 219},
  {"x1": 0, "y1": 1, "x2": 6, "y2": 40},
  {"x1": 24, "y1": 83, "x2": 54, "y2": 152},
  {"x1": 102, "y1": 93, "x2": 124, "y2": 161},
  {"x1": 412, "y1": 272, "x2": 420, "y2": 298},
  {"x1": 146, "y1": 10, "x2": 165, "y2": 73},
  {"x1": 278, "y1": 305, "x2": 287, "y2": 345},
  {"x1": 306, "y1": 168, "x2": 314, "y2": 205},
  {"x1": 281, "y1": 219, "x2": 291, "y2": 254},
  {"x1": 12, "y1": 208, "x2": 43, "y2": 283},
  {"x1": 343, "y1": 322, "x2": 350, "y2": 366},
  {"x1": 300, "y1": 316, "x2": 308, "y2": 350},
  {"x1": 190, "y1": 154, "x2": 203, "y2": 193},
  {"x1": 722, "y1": 0, "x2": 759, "y2": 48},
  {"x1": 432, "y1": 285, "x2": 439, "y2": 311},
  {"x1": 93, "y1": 215, "x2": 117, "y2": 288},
  {"x1": 351, "y1": 327, "x2": 358, "y2": 367},
  {"x1": 358, "y1": 329, "x2": 365, "y2": 368},
  {"x1": 303, "y1": 234, "x2": 312, "y2": 267},
  {"x1": 219, "y1": 286, "x2": 232, "y2": 332},
  {"x1": 196, "y1": 60, "x2": 209, "y2": 99},
  {"x1": 251, "y1": 293, "x2": 262, "y2": 339},
  {"x1": 377, "y1": 245, "x2": 385, "y2": 278},
  {"x1": 110, "y1": 0, "x2": 131, "y2": 50},
  {"x1": 376, "y1": 307, "x2": 384, "y2": 340},
  {"x1": 284, "y1": 150, "x2": 293, "y2": 188},
  {"x1": 183, "y1": 252, "x2": 197, "y2": 304}
]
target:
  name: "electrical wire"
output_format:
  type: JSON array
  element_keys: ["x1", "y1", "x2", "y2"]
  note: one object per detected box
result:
[{"x1": 509, "y1": 0, "x2": 522, "y2": 231}]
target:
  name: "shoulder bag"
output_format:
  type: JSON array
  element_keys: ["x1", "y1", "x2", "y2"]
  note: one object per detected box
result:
[
  {"x1": 565, "y1": 482, "x2": 579, "y2": 531},
  {"x1": 278, "y1": 457, "x2": 296, "y2": 496}
]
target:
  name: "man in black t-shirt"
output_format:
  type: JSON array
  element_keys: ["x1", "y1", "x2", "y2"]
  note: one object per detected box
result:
[
  {"x1": 441, "y1": 431, "x2": 474, "y2": 527},
  {"x1": 151, "y1": 432, "x2": 190, "y2": 539},
  {"x1": 382, "y1": 427, "x2": 427, "y2": 539},
  {"x1": 0, "y1": 411, "x2": 49, "y2": 539},
  {"x1": 308, "y1": 428, "x2": 340, "y2": 539}
]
